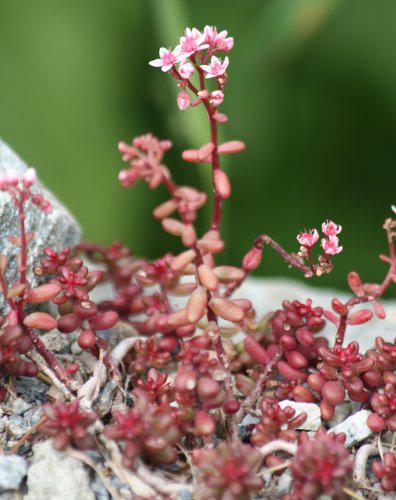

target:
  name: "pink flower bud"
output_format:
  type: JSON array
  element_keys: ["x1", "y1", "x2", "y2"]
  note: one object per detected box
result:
[
  {"x1": 347, "y1": 309, "x2": 373, "y2": 325},
  {"x1": 170, "y1": 249, "x2": 196, "y2": 271},
  {"x1": 242, "y1": 247, "x2": 262, "y2": 271},
  {"x1": 307, "y1": 373, "x2": 326, "y2": 392},
  {"x1": 232, "y1": 299, "x2": 252, "y2": 312},
  {"x1": 373, "y1": 301, "x2": 386, "y2": 319},
  {"x1": 197, "y1": 142, "x2": 214, "y2": 161},
  {"x1": 5, "y1": 169, "x2": 19, "y2": 186},
  {"x1": 223, "y1": 400, "x2": 240, "y2": 415},
  {"x1": 169, "y1": 282, "x2": 197, "y2": 296},
  {"x1": 179, "y1": 61, "x2": 194, "y2": 79},
  {"x1": 285, "y1": 350, "x2": 308, "y2": 370},
  {"x1": 27, "y1": 284, "x2": 61, "y2": 303},
  {"x1": 166, "y1": 308, "x2": 191, "y2": 328},
  {"x1": 73, "y1": 301, "x2": 99, "y2": 319},
  {"x1": 209, "y1": 298, "x2": 245, "y2": 322},
  {"x1": 244, "y1": 336, "x2": 269, "y2": 365},
  {"x1": 175, "y1": 368, "x2": 197, "y2": 391},
  {"x1": 177, "y1": 90, "x2": 190, "y2": 110},
  {"x1": 161, "y1": 218, "x2": 185, "y2": 236},
  {"x1": 23, "y1": 312, "x2": 57, "y2": 330},
  {"x1": 213, "y1": 112, "x2": 228, "y2": 123},
  {"x1": 194, "y1": 411, "x2": 215, "y2": 436},
  {"x1": 277, "y1": 361, "x2": 308, "y2": 383},
  {"x1": 89, "y1": 311, "x2": 119, "y2": 330},
  {"x1": 187, "y1": 286, "x2": 208, "y2": 323},
  {"x1": 362, "y1": 370, "x2": 383, "y2": 388},
  {"x1": 278, "y1": 335, "x2": 297, "y2": 350},
  {"x1": 57, "y1": 313, "x2": 82, "y2": 333},
  {"x1": 213, "y1": 169, "x2": 231, "y2": 199},
  {"x1": 158, "y1": 336, "x2": 179, "y2": 352},
  {"x1": 347, "y1": 271, "x2": 364, "y2": 297},
  {"x1": 153, "y1": 199, "x2": 177, "y2": 219},
  {"x1": 367, "y1": 413, "x2": 386, "y2": 432},
  {"x1": 320, "y1": 400, "x2": 335, "y2": 420},
  {"x1": 293, "y1": 385, "x2": 315, "y2": 403},
  {"x1": 198, "y1": 264, "x2": 218, "y2": 290},
  {"x1": 322, "y1": 220, "x2": 342, "y2": 236},
  {"x1": 297, "y1": 229, "x2": 319, "y2": 248},
  {"x1": 175, "y1": 324, "x2": 196, "y2": 338},
  {"x1": 22, "y1": 167, "x2": 36, "y2": 187},
  {"x1": 295, "y1": 327, "x2": 314, "y2": 346},
  {"x1": 218, "y1": 140, "x2": 246, "y2": 154},
  {"x1": 197, "y1": 230, "x2": 225, "y2": 254},
  {"x1": 321, "y1": 381, "x2": 345, "y2": 405},
  {"x1": 213, "y1": 265, "x2": 245, "y2": 283},
  {"x1": 181, "y1": 149, "x2": 200, "y2": 162},
  {"x1": 210, "y1": 90, "x2": 224, "y2": 107},
  {"x1": 78, "y1": 329, "x2": 96, "y2": 349},
  {"x1": 331, "y1": 298, "x2": 347, "y2": 316},
  {"x1": 197, "y1": 377, "x2": 220, "y2": 400},
  {"x1": 181, "y1": 224, "x2": 197, "y2": 247}
]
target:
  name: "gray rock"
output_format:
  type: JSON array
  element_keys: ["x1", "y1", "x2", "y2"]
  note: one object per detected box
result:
[
  {"x1": 6, "y1": 415, "x2": 28, "y2": 439},
  {"x1": 328, "y1": 409, "x2": 373, "y2": 447},
  {"x1": 24, "y1": 440, "x2": 94, "y2": 500},
  {"x1": 0, "y1": 455, "x2": 27, "y2": 492},
  {"x1": 0, "y1": 139, "x2": 80, "y2": 313},
  {"x1": 11, "y1": 397, "x2": 32, "y2": 416}
]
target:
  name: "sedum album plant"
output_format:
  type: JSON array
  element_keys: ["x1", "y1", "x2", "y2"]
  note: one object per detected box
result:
[{"x1": 1, "y1": 24, "x2": 396, "y2": 499}]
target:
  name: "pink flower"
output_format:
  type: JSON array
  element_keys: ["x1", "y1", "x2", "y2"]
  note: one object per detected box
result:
[
  {"x1": 178, "y1": 60, "x2": 194, "y2": 80},
  {"x1": 200, "y1": 56, "x2": 229, "y2": 79},
  {"x1": 178, "y1": 28, "x2": 209, "y2": 56},
  {"x1": 321, "y1": 235, "x2": 343, "y2": 255},
  {"x1": 210, "y1": 90, "x2": 224, "y2": 107},
  {"x1": 23, "y1": 168, "x2": 37, "y2": 187},
  {"x1": 322, "y1": 220, "x2": 342, "y2": 236},
  {"x1": 149, "y1": 47, "x2": 182, "y2": 72},
  {"x1": 297, "y1": 229, "x2": 319, "y2": 248},
  {"x1": 177, "y1": 90, "x2": 190, "y2": 111},
  {"x1": 203, "y1": 26, "x2": 234, "y2": 52}
]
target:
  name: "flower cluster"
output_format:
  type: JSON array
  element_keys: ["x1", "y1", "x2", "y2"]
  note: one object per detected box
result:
[
  {"x1": 193, "y1": 442, "x2": 263, "y2": 500},
  {"x1": 297, "y1": 220, "x2": 342, "y2": 255},
  {"x1": 149, "y1": 26, "x2": 233, "y2": 111},
  {"x1": 40, "y1": 400, "x2": 97, "y2": 450},
  {"x1": 286, "y1": 428, "x2": 352, "y2": 500},
  {"x1": 0, "y1": 167, "x2": 51, "y2": 212}
]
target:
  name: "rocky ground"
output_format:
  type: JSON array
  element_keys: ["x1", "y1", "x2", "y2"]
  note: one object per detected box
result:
[{"x1": 0, "y1": 277, "x2": 395, "y2": 499}]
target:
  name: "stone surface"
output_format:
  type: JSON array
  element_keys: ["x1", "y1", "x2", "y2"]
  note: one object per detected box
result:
[
  {"x1": 0, "y1": 455, "x2": 27, "y2": 492},
  {"x1": 328, "y1": 409, "x2": 373, "y2": 447},
  {"x1": 0, "y1": 139, "x2": 80, "y2": 312},
  {"x1": 24, "y1": 440, "x2": 94, "y2": 500},
  {"x1": 279, "y1": 400, "x2": 321, "y2": 431}
]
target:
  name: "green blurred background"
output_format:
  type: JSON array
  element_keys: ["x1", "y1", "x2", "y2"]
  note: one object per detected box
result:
[{"x1": 1, "y1": 0, "x2": 396, "y2": 292}]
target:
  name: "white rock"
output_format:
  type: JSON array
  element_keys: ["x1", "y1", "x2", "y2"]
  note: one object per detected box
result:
[
  {"x1": 278, "y1": 400, "x2": 322, "y2": 431},
  {"x1": 0, "y1": 455, "x2": 27, "y2": 492},
  {"x1": 328, "y1": 409, "x2": 373, "y2": 447},
  {"x1": 276, "y1": 470, "x2": 293, "y2": 495},
  {"x1": 24, "y1": 440, "x2": 94, "y2": 500},
  {"x1": 233, "y1": 277, "x2": 396, "y2": 352}
]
